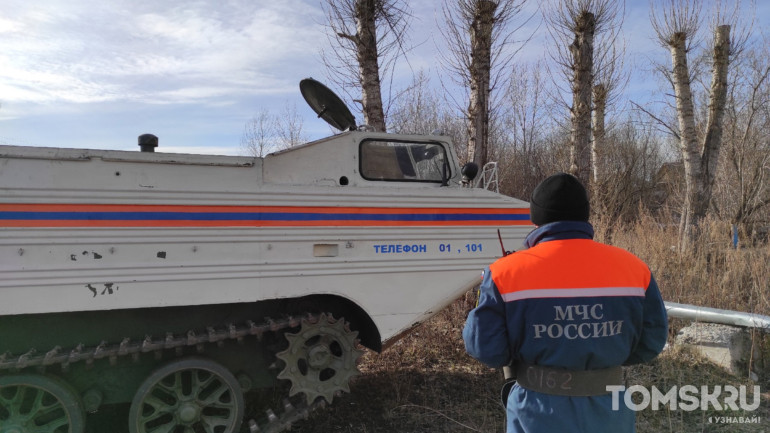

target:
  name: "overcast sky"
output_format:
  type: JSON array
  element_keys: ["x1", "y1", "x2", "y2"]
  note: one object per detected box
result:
[{"x1": 1, "y1": 0, "x2": 767, "y2": 155}]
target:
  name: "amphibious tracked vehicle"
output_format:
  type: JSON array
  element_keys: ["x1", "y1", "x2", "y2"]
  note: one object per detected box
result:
[{"x1": 0, "y1": 80, "x2": 531, "y2": 432}]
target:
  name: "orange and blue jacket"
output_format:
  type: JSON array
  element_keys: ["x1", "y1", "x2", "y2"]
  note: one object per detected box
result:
[{"x1": 463, "y1": 221, "x2": 668, "y2": 433}]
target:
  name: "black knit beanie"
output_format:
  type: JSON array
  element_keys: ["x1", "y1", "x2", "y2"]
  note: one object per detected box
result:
[{"x1": 529, "y1": 173, "x2": 589, "y2": 225}]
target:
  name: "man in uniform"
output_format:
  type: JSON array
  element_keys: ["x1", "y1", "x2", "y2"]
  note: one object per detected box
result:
[{"x1": 463, "y1": 173, "x2": 668, "y2": 433}]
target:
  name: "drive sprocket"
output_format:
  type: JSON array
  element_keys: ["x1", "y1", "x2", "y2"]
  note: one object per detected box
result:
[{"x1": 275, "y1": 313, "x2": 363, "y2": 405}]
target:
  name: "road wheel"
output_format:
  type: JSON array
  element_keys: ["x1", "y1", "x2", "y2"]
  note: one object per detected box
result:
[
  {"x1": 128, "y1": 358, "x2": 243, "y2": 433},
  {"x1": 0, "y1": 374, "x2": 85, "y2": 433}
]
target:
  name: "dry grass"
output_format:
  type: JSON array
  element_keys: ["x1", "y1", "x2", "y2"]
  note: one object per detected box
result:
[
  {"x1": 290, "y1": 220, "x2": 770, "y2": 432},
  {"x1": 630, "y1": 345, "x2": 770, "y2": 433},
  {"x1": 596, "y1": 214, "x2": 770, "y2": 317}
]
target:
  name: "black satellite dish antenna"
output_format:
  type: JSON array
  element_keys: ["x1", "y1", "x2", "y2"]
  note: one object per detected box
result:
[{"x1": 300, "y1": 78, "x2": 357, "y2": 131}]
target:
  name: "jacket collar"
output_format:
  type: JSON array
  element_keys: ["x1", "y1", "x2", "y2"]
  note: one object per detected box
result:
[{"x1": 524, "y1": 221, "x2": 594, "y2": 249}]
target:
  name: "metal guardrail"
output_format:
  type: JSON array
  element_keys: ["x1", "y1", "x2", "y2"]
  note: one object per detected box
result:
[{"x1": 665, "y1": 301, "x2": 770, "y2": 333}]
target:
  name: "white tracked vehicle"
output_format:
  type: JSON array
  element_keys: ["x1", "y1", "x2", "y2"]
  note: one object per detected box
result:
[{"x1": 0, "y1": 79, "x2": 532, "y2": 433}]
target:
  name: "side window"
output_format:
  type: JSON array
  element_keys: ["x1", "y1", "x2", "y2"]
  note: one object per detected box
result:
[{"x1": 360, "y1": 140, "x2": 448, "y2": 182}]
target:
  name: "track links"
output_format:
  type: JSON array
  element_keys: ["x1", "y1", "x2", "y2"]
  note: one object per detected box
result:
[{"x1": 0, "y1": 312, "x2": 340, "y2": 433}]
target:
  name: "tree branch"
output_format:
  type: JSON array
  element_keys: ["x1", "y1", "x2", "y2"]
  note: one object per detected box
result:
[{"x1": 630, "y1": 101, "x2": 681, "y2": 140}]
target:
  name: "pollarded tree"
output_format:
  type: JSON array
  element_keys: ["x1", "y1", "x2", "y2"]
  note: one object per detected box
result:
[
  {"x1": 544, "y1": 0, "x2": 623, "y2": 186},
  {"x1": 321, "y1": 0, "x2": 412, "y2": 132},
  {"x1": 591, "y1": 38, "x2": 627, "y2": 185},
  {"x1": 438, "y1": 0, "x2": 532, "y2": 168},
  {"x1": 713, "y1": 39, "x2": 770, "y2": 238},
  {"x1": 650, "y1": 0, "x2": 748, "y2": 248}
]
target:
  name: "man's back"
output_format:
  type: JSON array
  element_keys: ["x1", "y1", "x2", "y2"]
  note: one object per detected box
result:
[{"x1": 490, "y1": 236, "x2": 657, "y2": 370}]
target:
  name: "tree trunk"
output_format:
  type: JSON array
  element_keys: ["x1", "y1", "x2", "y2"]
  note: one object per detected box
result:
[
  {"x1": 356, "y1": 0, "x2": 387, "y2": 132},
  {"x1": 569, "y1": 11, "x2": 595, "y2": 186},
  {"x1": 669, "y1": 31, "x2": 701, "y2": 247},
  {"x1": 591, "y1": 83, "x2": 607, "y2": 185},
  {"x1": 696, "y1": 25, "x2": 731, "y2": 220},
  {"x1": 670, "y1": 26, "x2": 731, "y2": 248},
  {"x1": 467, "y1": 0, "x2": 496, "y2": 167}
]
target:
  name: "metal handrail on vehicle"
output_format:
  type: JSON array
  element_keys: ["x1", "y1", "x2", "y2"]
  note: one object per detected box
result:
[{"x1": 475, "y1": 161, "x2": 499, "y2": 193}]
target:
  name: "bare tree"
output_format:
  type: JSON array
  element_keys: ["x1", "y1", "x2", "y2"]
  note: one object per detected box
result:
[
  {"x1": 650, "y1": 0, "x2": 747, "y2": 247},
  {"x1": 592, "y1": 117, "x2": 664, "y2": 232},
  {"x1": 389, "y1": 71, "x2": 470, "y2": 166},
  {"x1": 438, "y1": 0, "x2": 532, "y2": 168},
  {"x1": 591, "y1": 37, "x2": 628, "y2": 184},
  {"x1": 389, "y1": 71, "x2": 467, "y2": 142},
  {"x1": 321, "y1": 0, "x2": 412, "y2": 132},
  {"x1": 275, "y1": 102, "x2": 308, "y2": 149},
  {"x1": 714, "y1": 39, "x2": 770, "y2": 238},
  {"x1": 544, "y1": 0, "x2": 622, "y2": 186},
  {"x1": 591, "y1": 83, "x2": 608, "y2": 182},
  {"x1": 505, "y1": 62, "x2": 552, "y2": 155},
  {"x1": 240, "y1": 103, "x2": 308, "y2": 157},
  {"x1": 497, "y1": 61, "x2": 555, "y2": 196},
  {"x1": 240, "y1": 109, "x2": 276, "y2": 158}
]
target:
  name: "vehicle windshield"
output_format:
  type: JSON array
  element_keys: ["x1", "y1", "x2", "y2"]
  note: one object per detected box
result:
[{"x1": 360, "y1": 139, "x2": 449, "y2": 182}]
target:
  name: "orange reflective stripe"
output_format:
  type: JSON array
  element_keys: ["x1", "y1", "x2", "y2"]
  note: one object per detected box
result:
[{"x1": 490, "y1": 239, "x2": 651, "y2": 301}]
